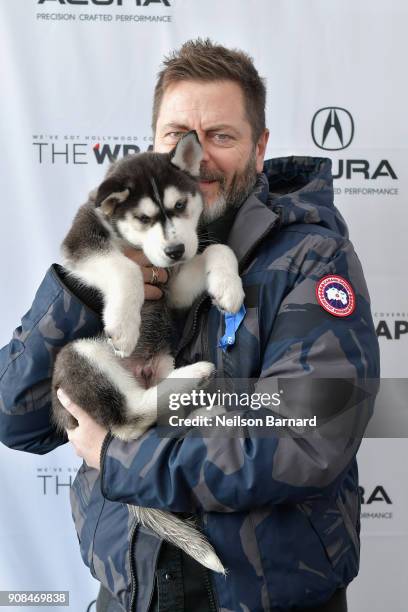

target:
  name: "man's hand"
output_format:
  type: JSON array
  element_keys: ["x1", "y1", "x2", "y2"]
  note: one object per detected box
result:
[
  {"x1": 124, "y1": 248, "x2": 168, "y2": 300},
  {"x1": 57, "y1": 388, "x2": 109, "y2": 470}
]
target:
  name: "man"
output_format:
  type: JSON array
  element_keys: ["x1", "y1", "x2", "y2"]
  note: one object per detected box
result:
[{"x1": 0, "y1": 39, "x2": 379, "y2": 612}]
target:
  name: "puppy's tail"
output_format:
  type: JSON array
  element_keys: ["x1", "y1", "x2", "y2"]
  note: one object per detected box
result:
[{"x1": 128, "y1": 505, "x2": 226, "y2": 575}]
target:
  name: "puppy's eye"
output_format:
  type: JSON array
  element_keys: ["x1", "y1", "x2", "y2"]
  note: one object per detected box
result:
[
  {"x1": 135, "y1": 214, "x2": 150, "y2": 224},
  {"x1": 174, "y1": 199, "x2": 187, "y2": 212}
]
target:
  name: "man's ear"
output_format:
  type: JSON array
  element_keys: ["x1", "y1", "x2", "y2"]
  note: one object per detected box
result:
[
  {"x1": 170, "y1": 131, "x2": 203, "y2": 177},
  {"x1": 94, "y1": 179, "x2": 130, "y2": 217},
  {"x1": 255, "y1": 129, "x2": 269, "y2": 173}
]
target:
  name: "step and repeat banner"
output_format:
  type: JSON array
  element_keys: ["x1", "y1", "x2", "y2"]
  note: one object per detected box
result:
[{"x1": 0, "y1": 1, "x2": 406, "y2": 611}]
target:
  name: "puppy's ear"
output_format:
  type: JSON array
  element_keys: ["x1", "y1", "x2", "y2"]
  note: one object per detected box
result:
[
  {"x1": 170, "y1": 131, "x2": 203, "y2": 177},
  {"x1": 94, "y1": 179, "x2": 130, "y2": 217}
]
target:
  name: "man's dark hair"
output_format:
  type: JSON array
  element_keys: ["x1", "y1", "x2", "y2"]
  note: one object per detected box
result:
[{"x1": 152, "y1": 38, "x2": 266, "y2": 144}]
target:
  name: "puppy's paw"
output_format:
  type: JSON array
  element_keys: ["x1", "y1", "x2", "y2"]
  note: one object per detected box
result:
[
  {"x1": 208, "y1": 272, "x2": 245, "y2": 314},
  {"x1": 183, "y1": 361, "x2": 215, "y2": 382}
]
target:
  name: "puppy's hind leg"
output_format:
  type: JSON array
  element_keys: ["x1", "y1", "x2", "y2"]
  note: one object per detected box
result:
[{"x1": 53, "y1": 338, "x2": 157, "y2": 439}]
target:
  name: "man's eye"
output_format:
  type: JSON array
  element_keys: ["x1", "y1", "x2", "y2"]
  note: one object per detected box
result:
[
  {"x1": 174, "y1": 199, "x2": 187, "y2": 211},
  {"x1": 166, "y1": 131, "x2": 184, "y2": 141},
  {"x1": 213, "y1": 133, "x2": 231, "y2": 143},
  {"x1": 136, "y1": 214, "x2": 150, "y2": 224}
]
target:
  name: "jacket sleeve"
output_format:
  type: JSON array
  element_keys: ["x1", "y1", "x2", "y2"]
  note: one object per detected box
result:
[
  {"x1": 0, "y1": 265, "x2": 103, "y2": 454},
  {"x1": 100, "y1": 238, "x2": 380, "y2": 512}
]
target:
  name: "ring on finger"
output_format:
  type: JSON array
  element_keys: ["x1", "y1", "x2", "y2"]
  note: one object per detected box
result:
[{"x1": 150, "y1": 266, "x2": 160, "y2": 285}]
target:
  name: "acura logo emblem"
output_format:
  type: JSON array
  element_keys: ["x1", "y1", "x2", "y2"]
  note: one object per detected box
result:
[{"x1": 311, "y1": 107, "x2": 354, "y2": 151}]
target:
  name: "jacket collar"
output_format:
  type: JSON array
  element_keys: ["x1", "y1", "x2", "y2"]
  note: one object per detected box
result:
[
  {"x1": 227, "y1": 172, "x2": 279, "y2": 269},
  {"x1": 227, "y1": 191, "x2": 280, "y2": 270}
]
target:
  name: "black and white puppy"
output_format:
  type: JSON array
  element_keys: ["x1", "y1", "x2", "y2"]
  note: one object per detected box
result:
[{"x1": 52, "y1": 131, "x2": 244, "y2": 574}]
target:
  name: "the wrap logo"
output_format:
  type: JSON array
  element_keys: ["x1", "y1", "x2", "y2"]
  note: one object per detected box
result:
[
  {"x1": 32, "y1": 135, "x2": 153, "y2": 164},
  {"x1": 38, "y1": 0, "x2": 171, "y2": 6}
]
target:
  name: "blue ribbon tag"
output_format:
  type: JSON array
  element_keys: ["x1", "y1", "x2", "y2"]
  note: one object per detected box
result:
[{"x1": 218, "y1": 304, "x2": 246, "y2": 352}]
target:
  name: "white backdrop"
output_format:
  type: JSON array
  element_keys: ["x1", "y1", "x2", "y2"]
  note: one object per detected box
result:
[{"x1": 0, "y1": 1, "x2": 407, "y2": 611}]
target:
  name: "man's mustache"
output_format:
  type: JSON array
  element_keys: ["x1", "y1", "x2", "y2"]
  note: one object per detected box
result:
[{"x1": 199, "y1": 167, "x2": 225, "y2": 184}]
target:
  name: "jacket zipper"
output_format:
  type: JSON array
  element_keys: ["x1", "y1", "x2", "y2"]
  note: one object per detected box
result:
[
  {"x1": 174, "y1": 294, "x2": 210, "y2": 364},
  {"x1": 203, "y1": 567, "x2": 218, "y2": 612},
  {"x1": 201, "y1": 301, "x2": 211, "y2": 362},
  {"x1": 194, "y1": 513, "x2": 219, "y2": 611},
  {"x1": 128, "y1": 519, "x2": 139, "y2": 612}
]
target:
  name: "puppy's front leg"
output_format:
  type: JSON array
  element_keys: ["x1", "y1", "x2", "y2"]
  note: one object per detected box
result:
[
  {"x1": 168, "y1": 245, "x2": 244, "y2": 313},
  {"x1": 66, "y1": 249, "x2": 143, "y2": 356},
  {"x1": 202, "y1": 244, "x2": 245, "y2": 313}
]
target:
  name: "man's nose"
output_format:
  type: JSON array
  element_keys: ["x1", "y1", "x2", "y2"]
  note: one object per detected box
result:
[
  {"x1": 164, "y1": 244, "x2": 185, "y2": 260},
  {"x1": 195, "y1": 131, "x2": 211, "y2": 162},
  {"x1": 200, "y1": 144, "x2": 211, "y2": 163}
]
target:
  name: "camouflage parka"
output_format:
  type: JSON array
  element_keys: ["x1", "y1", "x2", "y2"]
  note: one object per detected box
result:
[{"x1": 0, "y1": 157, "x2": 380, "y2": 611}]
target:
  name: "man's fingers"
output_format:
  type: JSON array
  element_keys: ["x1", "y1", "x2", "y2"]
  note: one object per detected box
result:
[
  {"x1": 123, "y1": 247, "x2": 168, "y2": 285},
  {"x1": 123, "y1": 248, "x2": 151, "y2": 267},
  {"x1": 144, "y1": 284, "x2": 164, "y2": 300},
  {"x1": 57, "y1": 388, "x2": 83, "y2": 420},
  {"x1": 141, "y1": 266, "x2": 168, "y2": 285},
  {"x1": 57, "y1": 388, "x2": 71, "y2": 409}
]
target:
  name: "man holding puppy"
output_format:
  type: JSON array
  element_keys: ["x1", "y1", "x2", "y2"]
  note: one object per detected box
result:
[{"x1": 0, "y1": 39, "x2": 379, "y2": 612}]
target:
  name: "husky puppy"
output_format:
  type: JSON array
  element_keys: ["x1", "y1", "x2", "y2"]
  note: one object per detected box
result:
[{"x1": 52, "y1": 131, "x2": 244, "y2": 574}]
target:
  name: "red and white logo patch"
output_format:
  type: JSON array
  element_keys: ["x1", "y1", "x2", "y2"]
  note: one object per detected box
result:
[{"x1": 316, "y1": 275, "x2": 355, "y2": 317}]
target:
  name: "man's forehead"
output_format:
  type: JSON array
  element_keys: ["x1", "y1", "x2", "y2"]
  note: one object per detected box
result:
[{"x1": 157, "y1": 80, "x2": 248, "y2": 130}]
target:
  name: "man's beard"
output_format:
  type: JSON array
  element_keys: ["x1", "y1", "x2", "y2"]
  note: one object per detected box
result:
[{"x1": 199, "y1": 150, "x2": 258, "y2": 223}]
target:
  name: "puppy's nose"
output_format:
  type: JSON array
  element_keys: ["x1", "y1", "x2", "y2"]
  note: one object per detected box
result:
[{"x1": 164, "y1": 244, "x2": 185, "y2": 260}]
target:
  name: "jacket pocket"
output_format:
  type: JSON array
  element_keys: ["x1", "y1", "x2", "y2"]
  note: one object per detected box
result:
[
  {"x1": 298, "y1": 498, "x2": 359, "y2": 581},
  {"x1": 336, "y1": 495, "x2": 360, "y2": 560}
]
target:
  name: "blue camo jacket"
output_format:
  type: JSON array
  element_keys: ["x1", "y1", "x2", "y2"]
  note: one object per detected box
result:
[{"x1": 0, "y1": 157, "x2": 380, "y2": 611}]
